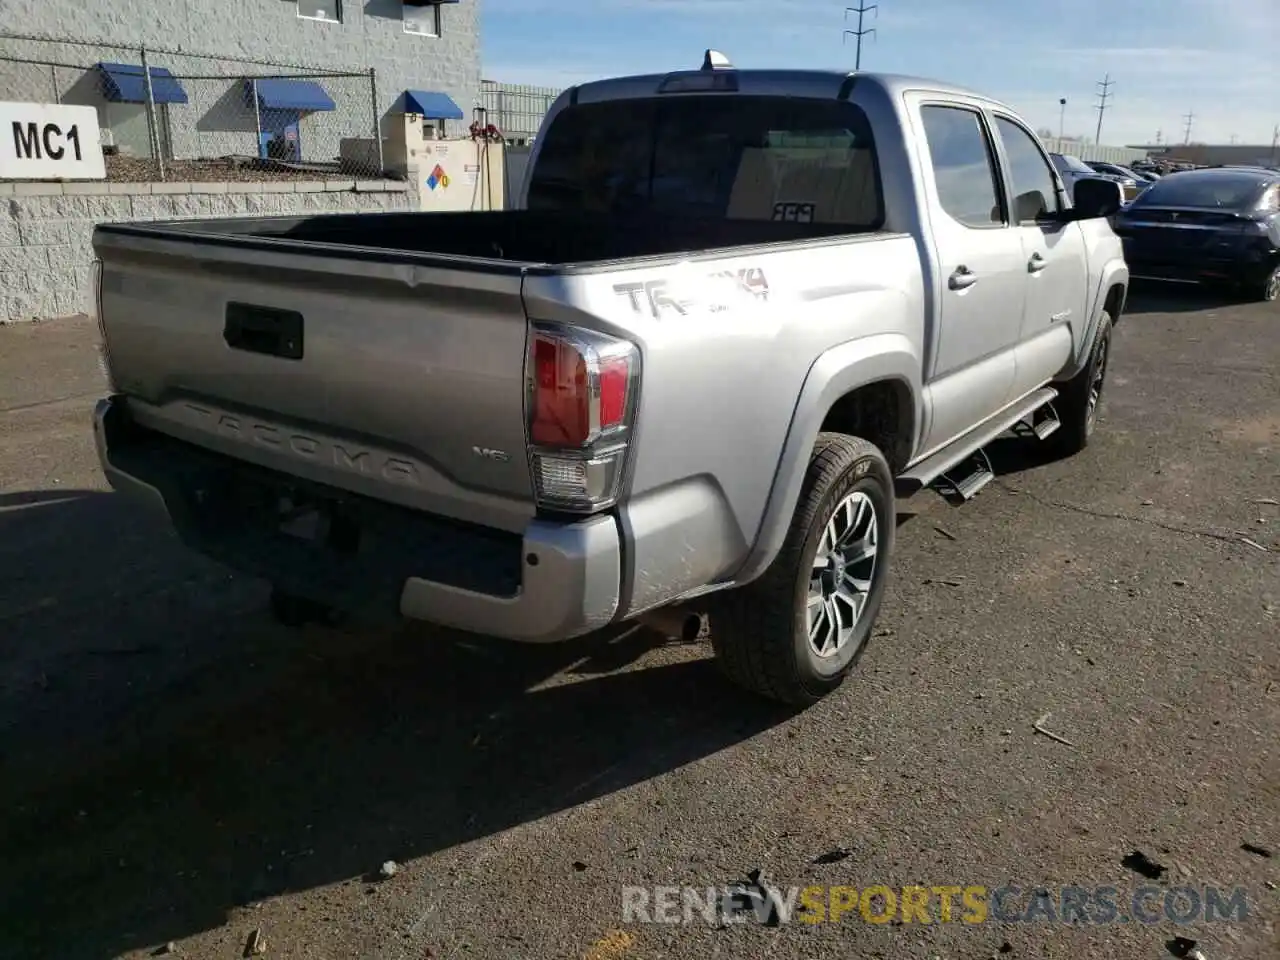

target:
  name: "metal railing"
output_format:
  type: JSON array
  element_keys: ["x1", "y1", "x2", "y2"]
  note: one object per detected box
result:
[{"x1": 0, "y1": 32, "x2": 386, "y2": 181}]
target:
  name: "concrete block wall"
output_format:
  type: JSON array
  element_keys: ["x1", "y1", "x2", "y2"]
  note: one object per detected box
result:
[
  {"x1": 1, "y1": 180, "x2": 413, "y2": 322},
  {"x1": 0, "y1": 0, "x2": 482, "y2": 163}
]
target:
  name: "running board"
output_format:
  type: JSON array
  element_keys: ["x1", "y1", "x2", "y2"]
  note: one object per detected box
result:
[
  {"x1": 936, "y1": 448, "x2": 995, "y2": 503},
  {"x1": 1013, "y1": 400, "x2": 1062, "y2": 440},
  {"x1": 1032, "y1": 401, "x2": 1062, "y2": 440},
  {"x1": 896, "y1": 387, "x2": 1059, "y2": 498}
]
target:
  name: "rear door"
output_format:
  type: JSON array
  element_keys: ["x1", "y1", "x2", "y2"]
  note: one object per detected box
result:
[
  {"x1": 912, "y1": 100, "x2": 1025, "y2": 453},
  {"x1": 991, "y1": 113, "x2": 1087, "y2": 395}
]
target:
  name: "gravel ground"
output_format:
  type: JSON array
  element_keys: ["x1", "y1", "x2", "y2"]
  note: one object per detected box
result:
[
  {"x1": 0, "y1": 286, "x2": 1276, "y2": 960},
  {"x1": 10, "y1": 154, "x2": 387, "y2": 183},
  {"x1": 98, "y1": 155, "x2": 384, "y2": 182}
]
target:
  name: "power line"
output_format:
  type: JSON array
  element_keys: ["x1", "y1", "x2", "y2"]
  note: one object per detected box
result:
[
  {"x1": 842, "y1": 3, "x2": 878, "y2": 71},
  {"x1": 1093, "y1": 73, "x2": 1114, "y2": 144},
  {"x1": 1182, "y1": 111, "x2": 1195, "y2": 145}
]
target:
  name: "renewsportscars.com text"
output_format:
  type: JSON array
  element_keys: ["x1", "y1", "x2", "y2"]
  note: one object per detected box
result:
[{"x1": 621, "y1": 883, "x2": 1250, "y2": 926}]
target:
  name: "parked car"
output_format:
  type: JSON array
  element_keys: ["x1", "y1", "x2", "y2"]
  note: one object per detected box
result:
[
  {"x1": 1051, "y1": 152, "x2": 1138, "y2": 202},
  {"x1": 1113, "y1": 166, "x2": 1280, "y2": 301},
  {"x1": 90, "y1": 53, "x2": 1129, "y2": 706},
  {"x1": 1088, "y1": 160, "x2": 1158, "y2": 186},
  {"x1": 1077, "y1": 159, "x2": 1143, "y2": 200}
]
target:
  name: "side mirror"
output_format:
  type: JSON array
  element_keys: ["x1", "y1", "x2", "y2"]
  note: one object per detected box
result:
[{"x1": 1070, "y1": 177, "x2": 1124, "y2": 220}]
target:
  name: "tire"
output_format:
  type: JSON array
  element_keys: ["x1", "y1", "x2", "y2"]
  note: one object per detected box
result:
[
  {"x1": 712, "y1": 434, "x2": 895, "y2": 706},
  {"x1": 1257, "y1": 262, "x2": 1280, "y2": 303},
  {"x1": 1045, "y1": 312, "x2": 1113, "y2": 459},
  {"x1": 269, "y1": 587, "x2": 336, "y2": 628}
]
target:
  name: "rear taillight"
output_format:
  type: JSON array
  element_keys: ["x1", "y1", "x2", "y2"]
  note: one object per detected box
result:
[
  {"x1": 91, "y1": 258, "x2": 117, "y2": 391},
  {"x1": 526, "y1": 324, "x2": 639, "y2": 513}
]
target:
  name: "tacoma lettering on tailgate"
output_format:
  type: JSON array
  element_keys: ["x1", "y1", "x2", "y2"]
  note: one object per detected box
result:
[
  {"x1": 183, "y1": 403, "x2": 421, "y2": 486},
  {"x1": 613, "y1": 266, "x2": 770, "y2": 318}
]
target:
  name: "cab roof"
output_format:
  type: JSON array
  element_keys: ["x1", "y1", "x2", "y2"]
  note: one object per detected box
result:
[{"x1": 568, "y1": 67, "x2": 1011, "y2": 112}]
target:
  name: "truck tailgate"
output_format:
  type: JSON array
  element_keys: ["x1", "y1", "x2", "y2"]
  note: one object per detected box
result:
[{"x1": 93, "y1": 227, "x2": 536, "y2": 534}]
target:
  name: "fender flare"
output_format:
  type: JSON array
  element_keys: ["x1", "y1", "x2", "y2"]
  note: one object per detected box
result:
[
  {"x1": 1062, "y1": 258, "x2": 1129, "y2": 381},
  {"x1": 727, "y1": 333, "x2": 923, "y2": 586}
]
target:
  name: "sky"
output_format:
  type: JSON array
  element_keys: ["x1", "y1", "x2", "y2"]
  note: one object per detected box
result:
[{"x1": 480, "y1": 0, "x2": 1278, "y2": 147}]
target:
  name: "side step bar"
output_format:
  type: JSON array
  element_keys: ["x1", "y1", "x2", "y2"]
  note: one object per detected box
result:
[
  {"x1": 1012, "y1": 399, "x2": 1063, "y2": 441},
  {"x1": 896, "y1": 387, "x2": 1059, "y2": 499},
  {"x1": 936, "y1": 448, "x2": 995, "y2": 503}
]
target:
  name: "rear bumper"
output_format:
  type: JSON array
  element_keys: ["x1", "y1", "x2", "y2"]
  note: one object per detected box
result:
[
  {"x1": 1121, "y1": 236, "x2": 1277, "y2": 287},
  {"x1": 93, "y1": 396, "x2": 621, "y2": 642}
]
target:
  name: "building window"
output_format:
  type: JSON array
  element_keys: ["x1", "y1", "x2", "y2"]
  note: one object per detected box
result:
[
  {"x1": 297, "y1": 0, "x2": 341, "y2": 23},
  {"x1": 404, "y1": 2, "x2": 441, "y2": 36}
]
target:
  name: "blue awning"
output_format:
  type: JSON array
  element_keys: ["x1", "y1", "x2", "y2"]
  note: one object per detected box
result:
[
  {"x1": 403, "y1": 89, "x2": 464, "y2": 120},
  {"x1": 246, "y1": 78, "x2": 336, "y2": 112},
  {"x1": 96, "y1": 63, "x2": 189, "y2": 104}
]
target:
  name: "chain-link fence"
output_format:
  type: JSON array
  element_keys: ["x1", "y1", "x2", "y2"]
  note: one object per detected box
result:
[
  {"x1": 480, "y1": 80, "x2": 561, "y2": 145},
  {"x1": 0, "y1": 32, "x2": 387, "y2": 182}
]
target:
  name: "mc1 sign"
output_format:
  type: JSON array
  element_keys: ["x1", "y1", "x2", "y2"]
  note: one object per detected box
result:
[{"x1": 0, "y1": 101, "x2": 106, "y2": 180}]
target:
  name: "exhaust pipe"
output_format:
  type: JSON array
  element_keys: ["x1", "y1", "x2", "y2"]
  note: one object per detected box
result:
[{"x1": 636, "y1": 606, "x2": 705, "y2": 642}]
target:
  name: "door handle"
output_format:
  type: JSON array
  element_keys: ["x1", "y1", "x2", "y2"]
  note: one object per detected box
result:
[
  {"x1": 948, "y1": 266, "x2": 978, "y2": 291},
  {"x1": 1028, "y1": 253, "x2": 1047, "y2": 274}
]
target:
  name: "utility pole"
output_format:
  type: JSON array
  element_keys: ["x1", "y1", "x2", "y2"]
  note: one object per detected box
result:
[
  {"x1": 1058, "y1": 98, "x2": 1066, "y2": 140},
  {"x1": 1155, "y1": 129, "x2": 1163, "y2": 146},
  {"x1": 1182, "y1": 111, "x2": 1194, "y2": 145},
  {"x1": 843, "y1": 3, "x2": 878, "y2": 71},
  {"x1": 1093, "y1": 73, "x2": 1114, "y2": 145}
]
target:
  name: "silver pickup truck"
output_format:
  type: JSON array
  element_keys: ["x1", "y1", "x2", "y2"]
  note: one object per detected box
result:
[{"x1": 91, "y1": 52, "x2": 1129, "y2": 705}]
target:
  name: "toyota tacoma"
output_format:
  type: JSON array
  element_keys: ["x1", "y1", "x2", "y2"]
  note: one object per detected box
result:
[{"x1": 91, "y1": 52, "x2": 1129, "y2": 705}]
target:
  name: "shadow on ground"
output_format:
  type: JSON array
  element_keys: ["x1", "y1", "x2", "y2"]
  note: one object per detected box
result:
[{"x1": 0, "y1": 490, "x2": 791, "y2": 959}]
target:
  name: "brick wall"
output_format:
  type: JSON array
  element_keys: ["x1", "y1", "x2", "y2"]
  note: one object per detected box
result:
[{"x1": 1, "y1": 179, "x2": 413, "y2": 322}]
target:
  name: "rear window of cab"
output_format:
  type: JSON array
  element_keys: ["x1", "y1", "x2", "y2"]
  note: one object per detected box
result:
[{"x1": 526, "y1": 95, "x2": 885, "y2": 229}]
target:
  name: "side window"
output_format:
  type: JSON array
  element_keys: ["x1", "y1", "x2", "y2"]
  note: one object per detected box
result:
[
  {"x1": 995, "y1": 116, "x2": 1061, "y2": 222},
  {"x1": 919, "y1": 105, "x2": 1003, "y2": 228}
]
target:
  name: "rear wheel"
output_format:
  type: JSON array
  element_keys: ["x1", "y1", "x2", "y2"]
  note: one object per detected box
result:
[
  {"x1": 1045, "y1": 312, "x2": 1112, "y2": 459},
  {"x1": 712, "y1": 434, "x2": 894, "y2": 706}
]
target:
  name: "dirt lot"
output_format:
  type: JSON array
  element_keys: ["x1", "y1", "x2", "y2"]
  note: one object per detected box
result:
[
  {"x1": 0, "y1": 287, "x2": 1276, "y2": 960},
  {"x1": 101, "y1": 155, "x2": 383, "y2": 183}
]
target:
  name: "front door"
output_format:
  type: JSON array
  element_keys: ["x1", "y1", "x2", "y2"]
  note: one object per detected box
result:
[
  {"x1": 259, "y1": 109, "x2": 302, "y2": 162},
  {"x1": 991, "y1": 114, "x2": 1089, "y2": 396},
  {"x1": 913, "y1": 101, "x2": 1027, "y2": 454}
]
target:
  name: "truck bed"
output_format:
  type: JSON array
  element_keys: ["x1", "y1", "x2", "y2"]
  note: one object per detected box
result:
[{"x1": 99, "y1": 209, "x2": 864, "y2": 271}]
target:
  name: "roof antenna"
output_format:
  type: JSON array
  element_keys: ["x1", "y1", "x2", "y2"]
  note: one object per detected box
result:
[{"x1": 702, "y1": 49, "x2": 733, "y2": 71}]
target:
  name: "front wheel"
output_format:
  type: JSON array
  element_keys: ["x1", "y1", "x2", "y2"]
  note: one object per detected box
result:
[
  {"x1": 1045, "y1": 312, "x2": 1113, "y2": 459},
  {"x1": 712, "y1": 434, "x2": 895, "y2": 706}
]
